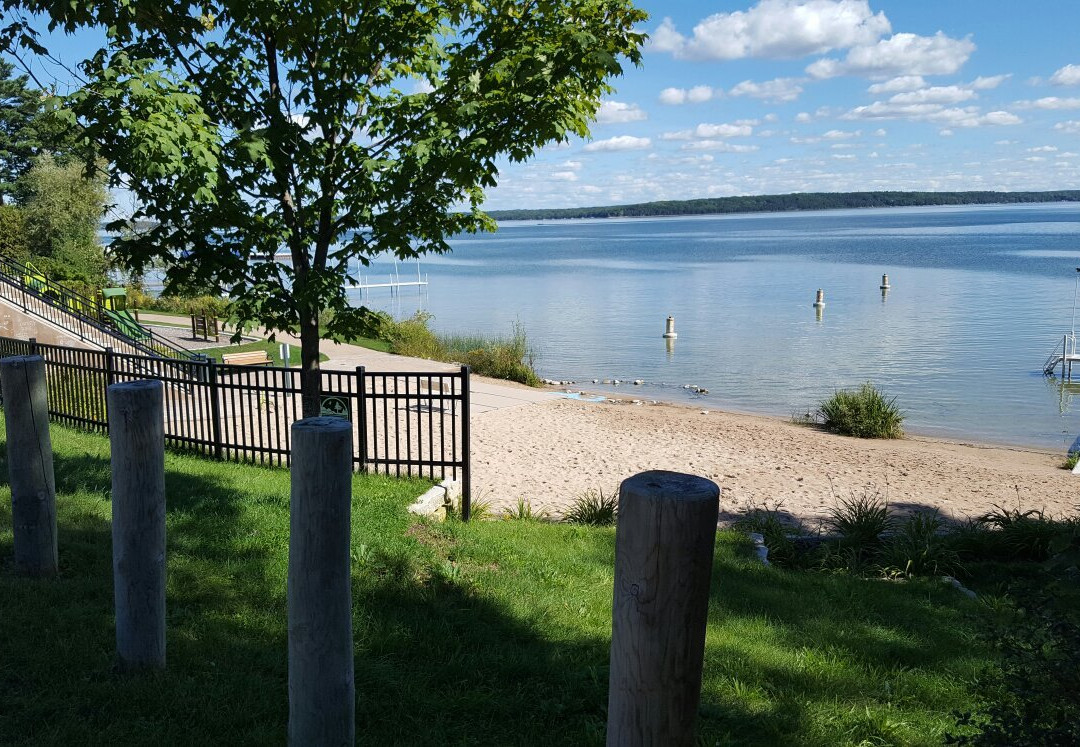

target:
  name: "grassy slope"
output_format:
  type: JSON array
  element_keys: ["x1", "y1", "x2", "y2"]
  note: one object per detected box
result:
[{"x1": 0, "y1": 422, "x2": 993, "y2": 745}]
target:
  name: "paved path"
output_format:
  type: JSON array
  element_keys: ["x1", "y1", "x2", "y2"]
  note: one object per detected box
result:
[{"x1": 140, "y1": 312, "x2": 556, "y2": 414}]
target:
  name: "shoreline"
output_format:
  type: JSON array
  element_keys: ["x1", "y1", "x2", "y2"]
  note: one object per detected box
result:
[{"x1": 472, "y1": 393, "x2": 1078, "y2": 524}]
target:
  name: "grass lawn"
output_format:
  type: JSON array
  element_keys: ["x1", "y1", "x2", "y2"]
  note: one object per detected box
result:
[{"x1": 0, "y1": 421, "x2": 997, "y2": 745}]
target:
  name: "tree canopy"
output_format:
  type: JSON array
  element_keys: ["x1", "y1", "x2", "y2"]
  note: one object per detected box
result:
[
  {"x1": 0, "y1": 58, "x2": 45, "y2": 202},
  {"x1": 4, "y1": 0, "x2": 647, "y2": 414}
]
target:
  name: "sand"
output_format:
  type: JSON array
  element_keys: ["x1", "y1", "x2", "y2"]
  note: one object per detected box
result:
[{"x1": 472, "y1": 397, "x2": 1079, "y2": 526}]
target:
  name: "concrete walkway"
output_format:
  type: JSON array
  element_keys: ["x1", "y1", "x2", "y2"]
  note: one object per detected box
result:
[{"x1": 139, "y1": 312, "x2": 556, "y2": 414}]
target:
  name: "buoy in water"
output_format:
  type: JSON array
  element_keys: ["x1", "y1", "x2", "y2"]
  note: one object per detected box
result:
[
  {"x1": 812, "y1": 289, "x2": 825, "y2": 308},
  {"x1": 880, "y1": 274, "x2": 891, "y2": 290},
  {"x1": 663, "y1": 315, "x2": 678, "y2": 339}
]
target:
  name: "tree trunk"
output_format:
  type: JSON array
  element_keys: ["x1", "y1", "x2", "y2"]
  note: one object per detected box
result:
[{"x1": 299, "y1": 303, "x2": 322, "y2": 419}]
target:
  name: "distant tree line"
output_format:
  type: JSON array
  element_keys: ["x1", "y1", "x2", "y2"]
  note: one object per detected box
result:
[{"x1": 488, "y1": 190, "x2": 1080, "y2": 221}]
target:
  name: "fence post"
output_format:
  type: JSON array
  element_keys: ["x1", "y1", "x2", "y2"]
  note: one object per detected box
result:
[
  {"x1": 28, "y1": 337, "x2": 37, "y2": 356},
  {"x1": 0, "y1": 355, "x2": 58, "y2": 576},
  {"x1": 107, "y1": 379, "x2": 167, "y2": 671},
  {"x1": 104, "y1": 347, "x2": 115, "y2": 386},
  {"x1": 606, "y1": 470, "x2": 720, "y2": 747},
  {"x1": 460, "y1": 365, "x2": 471, "y2": 522},
  {"x1": 208, "y1": 359, "x2": 224, "y2": 461},
  {"x1": 355, "y1": 366, "x2": 367, "y2": 472},
  {"x1": 288, "y1": 416, "x2": 354, "y2": 746}
]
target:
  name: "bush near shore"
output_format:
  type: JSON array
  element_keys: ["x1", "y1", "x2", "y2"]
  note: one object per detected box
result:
[
  {"x1": 1, "y1": 420, "x2": 998, "y2": 745},
  {"x1": 818, "y1": 382, "x2": 904, "y2": 439},
  {"x1": 379, "y1": 312, "x2": 541, "y2": 386}
]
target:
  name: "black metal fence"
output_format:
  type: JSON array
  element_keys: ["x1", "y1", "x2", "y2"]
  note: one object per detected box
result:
[{"x1": 0, "y1": 336, "x2": 471, "y2": 517}]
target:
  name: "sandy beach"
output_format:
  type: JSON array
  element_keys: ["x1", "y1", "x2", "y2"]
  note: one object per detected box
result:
[{"x1": 472, "y1": 395, "x2": 1079, "y2": 526}]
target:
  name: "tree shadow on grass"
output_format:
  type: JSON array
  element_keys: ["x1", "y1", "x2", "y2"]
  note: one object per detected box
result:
[{"x1": 0, "y1": 434, "x2": 617, "y2": 746}]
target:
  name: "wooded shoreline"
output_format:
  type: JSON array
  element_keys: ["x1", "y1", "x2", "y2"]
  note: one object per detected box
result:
[{"x1": 489, "y1": 189, "x2": 1080, "y2": 221}]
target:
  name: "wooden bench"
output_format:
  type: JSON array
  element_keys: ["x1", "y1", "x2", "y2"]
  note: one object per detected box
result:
[{"x1": 221, "y1": 350, "x2": 273, "y2": 366}]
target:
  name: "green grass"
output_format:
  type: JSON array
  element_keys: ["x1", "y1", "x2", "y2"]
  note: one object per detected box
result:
[
  {"x1": 819, "y1": 383, "x2": 905, "y2": 439},
  {"x1": 200, "y1": 339, "x2": 329, "y2": 366},
  {"x1": 1063, "y1": 451, "x2": 1079, "y2": 470},
  {"x1": 0, "y1": 421, "x2": 1001, "y2": 745}
]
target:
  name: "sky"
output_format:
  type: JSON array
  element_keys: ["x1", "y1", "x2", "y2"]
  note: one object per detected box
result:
[
  {"x1": 10, "y1": 0, "x2": 1080, "y2": 212},
  {"x1": 484, "y1": 0, "x2": 1080, "y2": 210}
]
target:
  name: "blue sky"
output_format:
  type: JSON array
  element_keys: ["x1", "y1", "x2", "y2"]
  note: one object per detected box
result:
[
  {"x1": 486, "y1": 0, "x2": 1080, "y2": 210},
  {"x1": 12, "y1": 0, "x2": 1080, "y2": 212}
]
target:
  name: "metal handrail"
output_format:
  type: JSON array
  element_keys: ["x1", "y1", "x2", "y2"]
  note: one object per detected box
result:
[{"x1": 0, "y1": 254, "x2": 200, "y2": 361}]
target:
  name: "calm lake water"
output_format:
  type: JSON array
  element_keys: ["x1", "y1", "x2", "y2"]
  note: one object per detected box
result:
[{"x1": 349, "y1": 203, "x2": 1080, "y2": 450}]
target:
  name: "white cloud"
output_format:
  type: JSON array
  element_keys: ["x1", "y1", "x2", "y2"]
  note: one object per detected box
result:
[
  {"x1": 550, "y1": 171, "x2": 579, "y2": 182},
  {"x1": 873, "y1": 128, "x2": 887, "y2": 136},
  {"x1": 795, "y1": 112, "x2": 812, "y2": 123},
  {"x1": 939, "y1": 129, "x2": 954, "y2": 136},
  {"x1": 807, "y1": 32, "x2": 975, "y2": 79},
  {"x1": 649, "y1": 0, "x2": 890, "y2": 61},
  {"x1": 658, "y1": 87, "x2": 687, "y2": 105},
  {"x1": 832, "y1": 153, "x2": 856, "y2": 159},
  {"x1": 681, "y1": 141, "x2": 760, "y2": 153},
  {"x1": 688, "y1": 85, "x2": 715, "y2": 103},
  {"x1": 562, "y1": 160, "x2": 583, "y2": 169},
  {"x1": 658, "y1": 86, "x2": 716, "y2": 105},
  {"x1": 1014, "y1": 97, "x2": 1080, "y2": 110},
  {"x1": 889, "y1": 86, "x2": 977, "y2": 105},
  {"x1": 582, "y1": 135, "x2": 652, "y2": 152},
  {"x1": 842, "y1": 101, "x2": 1021, "y2": 127},
  {"x1": 971, "y1": 74, "x2": 1010, "y2": 90},
  {"x1": 1055, "y1": 120, "x2": 1080, "y2": 134},
  {"x1": 596, "y1": 101, "x2": 647, "y2": 124},
  {"x1": 823, "y1": 129, "x2": 860, "y2": 139},
  {"x1": 1028, "y1": 146, "x2": 1058, "y2": 153},
  {"x1": 867, "y1": 75, "x2": 926, "y2": 94},
  {"x1": 729, "y1": 77, "x2": 804, "y2": 102},
  {"x1": 1050, "y1": 64, "x2": 1080, "y2": 86},
  {"x1": 695, "y1": 122, "x2": 754, "y2": 138}
]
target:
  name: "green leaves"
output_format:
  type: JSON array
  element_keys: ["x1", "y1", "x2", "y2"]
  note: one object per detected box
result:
[{"x1": 10, "y1": 0, "x2": 647, "y2": 362}]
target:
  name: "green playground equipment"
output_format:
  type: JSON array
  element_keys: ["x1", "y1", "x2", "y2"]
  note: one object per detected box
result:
[{"x1": 100, "y1": 287, "x2": 150, "y2": 341}]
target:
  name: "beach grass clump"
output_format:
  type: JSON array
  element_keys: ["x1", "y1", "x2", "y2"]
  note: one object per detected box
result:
[
  {"x1": 381, "y1": 313, "x2": 541, "y2": 386},
  {"x1": 818, "y1": 382, "x2": 904, "y2": 439},
  {"x1": 1064, "y1": 451, "x2": 1079, "y2": 470},
  {"x1": 564, "y1": 488, "x2": 618, "y2": 526},
  {"x1": 878, "y1": 510, "x2": 961, "y2": 578}
]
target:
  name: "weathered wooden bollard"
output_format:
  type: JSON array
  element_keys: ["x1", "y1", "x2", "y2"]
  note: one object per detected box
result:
[
  {"x1": 0, "y1": 355, "x2": 57, "y2": 576},
  {"x1": 607, "y1": 470, "x2": 720, "y2": 747},
  {"x1": 108, "y1": 379, "x2": 167, "y2": 671},
  {"x1": 288, "y1": 417, "x2": 354, "y2": 746}
]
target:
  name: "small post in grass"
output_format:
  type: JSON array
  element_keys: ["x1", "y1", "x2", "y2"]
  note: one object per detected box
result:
[
  {"x1": 108, "y1": 379, "x2": 167, "y2": 671},
  {"x1": 606, "y1": 470, "x2": 720, "y2": 747},
  {"x1": 0, "y1": 355, "x2": 58, "y2": 576},
  {"x1": 288, "y1": 416, "x2": 354, "y2": 746}
]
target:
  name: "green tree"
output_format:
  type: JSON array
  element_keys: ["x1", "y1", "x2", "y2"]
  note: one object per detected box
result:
[
  {"x1": 0, "y1": 58, "x2": 43, "y2": 203},
  {"x1": 8, "y1": 0, "x2": 646, "y2": 416},
  {"x1": 17, "y1": 153, "x2": 107, "y2": 282}
]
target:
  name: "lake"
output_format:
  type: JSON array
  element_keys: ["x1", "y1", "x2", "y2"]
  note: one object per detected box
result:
[{"x1": 347, "y1": 202, "x2": 1080, "y2": 450}]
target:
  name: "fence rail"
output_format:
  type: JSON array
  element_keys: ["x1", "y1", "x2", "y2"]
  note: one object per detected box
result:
[
  {"x1": 0, "y1": 254, "x2": 200, "y2": 361},
  {"x1": 0, "y1": 336, "x2": 471, "y2": 516}
]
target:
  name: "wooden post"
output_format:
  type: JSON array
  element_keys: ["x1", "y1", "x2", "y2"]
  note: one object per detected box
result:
[
  {"x1": 288, "y1": 416, "x2": 354, "y2": 746},
  {"x1": 107, "y1": 379, "x2": 166, "y2": 671},
  {"x1": 607, "y1": 470, "x2": 720, "y2": 747},
  {"x1": 0, "y1": 355, "x2": 57, "y2": 576}
]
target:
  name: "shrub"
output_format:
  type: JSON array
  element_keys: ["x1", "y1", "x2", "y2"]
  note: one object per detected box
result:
[
  {"x1": 1063, "y1": 451, "x2": 1079, "y2": 471},
  {"x1": 503, "y1": 498, "x2": 545, "y2": 521},
  {"x1": 879, "y1": 510, "x2": 960, "y2": 578},
  {"x1": 827, "y1": 487, "x2": 894, "y2": 554},
  {"x1": 733, "y1": 504, "x2": 802, "y2": 568},
  {"x1": 977, "y1": 504, "x2": 1060, "y2": 562},
  {"x1": 565, "y1": 488, "x2": 618, "y2": 526},
  {"x1": 381, "y1": 313, "x2": 541, "y2": 386},
  {"x1": 818, "y1": 383, "x2": 904, "y2": 439}
]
